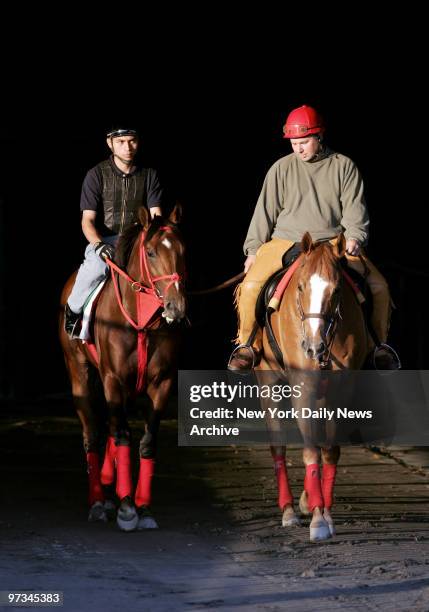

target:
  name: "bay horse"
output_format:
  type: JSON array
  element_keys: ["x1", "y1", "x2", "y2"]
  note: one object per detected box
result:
[
  {"x1": 258, "y1": 232, "x2": 368, "y2": 542},
  {"x1": 59, "y1": 204, "x2": 186, "y2": 531}
]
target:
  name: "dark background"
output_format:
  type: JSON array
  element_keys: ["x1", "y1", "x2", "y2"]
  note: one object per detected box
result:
[{"x1": 0, "y1": 78, "x2": 427, "y2": 402}]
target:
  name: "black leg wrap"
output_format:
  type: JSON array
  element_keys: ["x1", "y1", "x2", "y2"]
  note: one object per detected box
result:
[{"x1": 139, "y1": 432, "x2": 156, "y2": 458}]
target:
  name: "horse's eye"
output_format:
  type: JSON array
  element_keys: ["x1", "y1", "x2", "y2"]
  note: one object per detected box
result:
[
  {"x1": 298, "y1": 284, "x2": 303, "y2": 292},
  {"x1": 146, "y1": 249, "x2": 156, "y2": 259}
]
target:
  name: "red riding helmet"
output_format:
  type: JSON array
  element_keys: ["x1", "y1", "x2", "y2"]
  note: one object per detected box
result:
[{"x1": 283, "y1": 105, "x2": 325, "y2": 139}]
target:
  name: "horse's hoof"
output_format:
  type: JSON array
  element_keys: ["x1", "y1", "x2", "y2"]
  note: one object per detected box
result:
[
  {"x1": 137, "y1": 506, "x2": 159, "y2": 530},
  {"x1": 138, "y1": 516, "x2": 159, "y2": 530},
  {"x1": 282, "y1": 507, "x2": 301, "y2": 527},
  {"x1": 299, "y1": 490, "x2": 310, "y2": 515},
  {"x1": 117, "y1": 498, "x2": 138, "y2": 532},
  {"x1": 323, "y1": 513, "x2": 336, "y2": 536},
  {"x1": 104, "y1": 500, "x2": 116, "y2": 521},
  {"x1": 309, "y1": 516, "x2": 331, "y2": 542},
  {"x1": 88, "y1": 501, "x2": 107, "y2": 523}
]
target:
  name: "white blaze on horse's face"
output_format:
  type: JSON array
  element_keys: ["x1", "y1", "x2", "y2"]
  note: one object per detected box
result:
[
  {"x1": 161, "y1": 237, "x2": 179, "y2": 291},
  {"x1": 309, "y1": 274, "x2": 328, "y2": 336}
]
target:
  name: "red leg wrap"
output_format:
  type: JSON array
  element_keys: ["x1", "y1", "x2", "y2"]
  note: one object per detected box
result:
[
  {"x1": 86, "y1": 452, "x2": 104, "y2": 505},
  {"x1": 135, "y1": 458, "x2": 155, "y2": 508},
  {"x1": 322, "y1": 464, "x2": 337, "y2": 509},
  {"x1": 116, "y1": 445, "x2": 133, "y2": 500},
  {"x1": 304, "y1": 463, "x2": 324, "y2": 511},
  {"x1": 100, "y1": 436, "x2": 116, "y2": 485},
  {"x1": 273, "y1": 456, "x2": 293, "y2": 509}
]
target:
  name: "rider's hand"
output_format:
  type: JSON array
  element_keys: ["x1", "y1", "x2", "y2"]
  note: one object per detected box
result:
[
  {"x1": 244, "y1": 254, "x2": 256, "y2": 274},
  {"x1": 94, "y1": 241, "x2": 115, "y2": 261},
  {"x1": 346, "y1": 238, "x2": 361, "y2": 256}
]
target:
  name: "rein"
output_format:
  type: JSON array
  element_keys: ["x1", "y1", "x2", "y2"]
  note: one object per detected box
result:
[{"x1": 188, "y1": 272, "x2": 245, "y2": 296}]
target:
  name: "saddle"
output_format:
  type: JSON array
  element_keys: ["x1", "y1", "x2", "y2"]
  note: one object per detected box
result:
[{"x1": 255, "y1": 243, "x2": 304, "y2": 327}]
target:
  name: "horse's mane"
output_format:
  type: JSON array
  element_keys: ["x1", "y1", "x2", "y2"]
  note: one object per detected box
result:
[
  {"x1": 115, "y1": 216, "x2": 176, "y2": 268},
  {"x1": 303, "y1": 241, "x2": 341, "y2": 282},
  {"x1": 115, "y1": 224, "x2": 142, "y2": 268}
]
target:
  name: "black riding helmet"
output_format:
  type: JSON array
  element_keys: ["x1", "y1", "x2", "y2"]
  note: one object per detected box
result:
[{"x1": 106, "y1": 126, "x2": 138, "y2": 139}]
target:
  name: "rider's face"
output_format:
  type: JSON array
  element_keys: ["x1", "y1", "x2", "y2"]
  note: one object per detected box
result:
[
  {"x1": 107, "y1": 135, "x2": 139, "y2": 164},
  {"x1": 290, "y1": 136, "x2": 321, "y2": 162}
]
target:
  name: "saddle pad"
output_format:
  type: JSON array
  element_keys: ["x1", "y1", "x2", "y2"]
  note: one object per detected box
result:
[{"x1": 79, "y1": 280, "x2": 107, "y2": 341}]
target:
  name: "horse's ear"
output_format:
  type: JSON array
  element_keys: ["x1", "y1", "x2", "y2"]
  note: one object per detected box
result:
[
  {"x1": 333, "y1": 233, "x2": 346, "y2": 259},
  {"x1": 138, "y1": 206, "x2": 150, "y2": 230},
  {"x1": 301, "y1": 232, "x2": 314, "y2": 254},
  {"x1": 169, "y1": 202, "x2": 182, "y2": 225}
]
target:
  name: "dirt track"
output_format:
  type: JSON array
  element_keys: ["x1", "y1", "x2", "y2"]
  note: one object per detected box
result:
[{"x1": 1, "y1": 406, "x2": 429, "y2": 611}]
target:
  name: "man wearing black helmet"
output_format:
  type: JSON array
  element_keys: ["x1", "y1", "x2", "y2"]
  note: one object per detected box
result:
[{"x1": 64, "y1": 127, "x2": 163, "y2": 338}]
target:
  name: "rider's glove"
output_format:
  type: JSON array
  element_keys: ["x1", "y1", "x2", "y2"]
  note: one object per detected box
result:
[{"x1": 94, "y1": 241, "x2": 115, "y2": 262}]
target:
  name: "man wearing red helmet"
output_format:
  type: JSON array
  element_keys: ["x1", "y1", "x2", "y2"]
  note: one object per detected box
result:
[{"x1": 228, "y1": 105, "x2": 396, "y2": 371}]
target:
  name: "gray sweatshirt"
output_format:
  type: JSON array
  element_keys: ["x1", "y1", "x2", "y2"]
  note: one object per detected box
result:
[{"x1": 244, "y1": 148, "x2": 370, "y2": 255}]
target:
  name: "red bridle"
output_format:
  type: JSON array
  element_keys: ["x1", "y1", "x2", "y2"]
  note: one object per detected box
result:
[
  {"x1": 103, "y1": 225, "x2": 184, "y2": 393},
  {"x1": 106, "y1": 226, "x2": 182, "y2": 331}
]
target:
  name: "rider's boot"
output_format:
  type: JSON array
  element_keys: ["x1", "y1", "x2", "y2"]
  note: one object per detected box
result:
[{"x1": 64, "y1": 303, "x2": 82, "y2": 339}]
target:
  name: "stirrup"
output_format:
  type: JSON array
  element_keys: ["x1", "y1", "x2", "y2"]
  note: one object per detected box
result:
[
  {"x1": 227, "y1": 343, "x2": 260, "y2": 373},
  {"x1": 373, "y1": 343, "x2": 401, "y2": 371}
]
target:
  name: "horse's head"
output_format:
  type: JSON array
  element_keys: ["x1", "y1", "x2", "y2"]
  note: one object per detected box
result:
[
  {"x1": 116, "y1": 204, "x2": 186, "y2": 323},
  {"x1": 296, "y1": 232, "x2": 346, "y2": 362},
  {"x1": 143, "y1": 204, "x2": 186, "y2": 323}
]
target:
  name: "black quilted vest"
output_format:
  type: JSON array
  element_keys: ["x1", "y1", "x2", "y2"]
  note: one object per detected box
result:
[{"x1": 99, "y1": 159, "x2": 147, "y2": 235}]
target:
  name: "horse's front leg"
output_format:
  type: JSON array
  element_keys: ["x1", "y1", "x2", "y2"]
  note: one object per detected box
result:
[
  {"x1": 135, "y1": 377, "x2": 173, "y2": 529},
  {"x1": 260, "y1": 391, "x2": 300, "y2": 527},
  {"x1": 103, "y1": 373, "x2": 138, "y2": 532},
  {"x1": 302, "y1": 446, "x2": 331, "y2": 542},
  {"x1": 320, "y1": 446, "x2": 340, "y2": 537}
]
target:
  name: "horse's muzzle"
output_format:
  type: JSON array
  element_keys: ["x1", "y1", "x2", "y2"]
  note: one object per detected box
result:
[
  {"x1": 302, "y1": 338, "x2": 326, "y2": 360},
  {"x1": 162, "y1": 299, "x2": 186, "y2": 324}
]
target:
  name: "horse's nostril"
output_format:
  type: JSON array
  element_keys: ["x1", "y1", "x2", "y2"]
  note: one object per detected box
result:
[{"x1": 318, "y1": 342, "x2": 326, "y2": 354}]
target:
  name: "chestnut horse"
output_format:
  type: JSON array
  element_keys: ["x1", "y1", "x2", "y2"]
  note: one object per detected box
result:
[
  {"x1": 259, "y1": 232, "x2": 368, "y2": 542},
  {"x1": 59, "y1": 205, "x2": 186, "y2": 531}
]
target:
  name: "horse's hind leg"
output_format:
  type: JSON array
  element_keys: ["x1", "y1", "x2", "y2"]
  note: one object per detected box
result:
[
  {"x1": 270, "y1": 445, "x2": 300, "y2": 527},
  {"x1": 321, "y1": 446, "x2": 340, "y2": 537},
  {"x1": 64, "y1": 353, "x2": 106, "y2": 523}
]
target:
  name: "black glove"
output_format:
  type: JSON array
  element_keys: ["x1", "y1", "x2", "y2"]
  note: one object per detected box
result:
[{"x1": 94, "y1": 241, "x2": 115, "y2": 261}]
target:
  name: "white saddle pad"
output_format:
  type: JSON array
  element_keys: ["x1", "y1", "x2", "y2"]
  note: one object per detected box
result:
[{"x1": 79, "y1": 280, "x2": 107, "y2": 342}]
